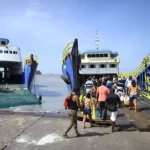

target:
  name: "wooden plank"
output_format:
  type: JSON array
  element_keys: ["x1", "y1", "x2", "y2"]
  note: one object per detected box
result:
[{"x1": 77, "y1": 111, "x2": 112, "y2": 125}]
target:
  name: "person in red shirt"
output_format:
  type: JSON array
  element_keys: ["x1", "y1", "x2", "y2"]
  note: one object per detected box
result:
[{"x1": 96, "y1": 81, "x2": 110, "y2": 120}]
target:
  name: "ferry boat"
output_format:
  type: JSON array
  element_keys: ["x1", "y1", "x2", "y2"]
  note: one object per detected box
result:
[
  {"x1": 61, "y1": 35, "x2": 150, "y2": 125},
  {"x1": 0, "y1": 38, "x2": 41, "y2": 108},
  {"x1": 61, "y1": 39, "x2": 80, "y2": 93},
  {"x1": 0, "y1": 38, "x2": 23, "y2": 84},
  {"x1": 0, "y1": 38, "x2": 38, "y2": 90},
  {"x1": 79, "y1": 32, "x2": 120, "y2": 79},
  {"x1": 61, "y1": 33, "x2": 150, "y2": 93},
  {"x1": 61, "y1": 33, "x2": 120, "y2": 92}
]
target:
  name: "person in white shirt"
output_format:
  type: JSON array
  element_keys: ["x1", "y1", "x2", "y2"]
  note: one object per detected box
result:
[
  {"x1": 133, "y1": 76, "x2": 137, "y2": 83},
  {"x1": 113, "y1": 75, "x2": 117, "y2": 84},
  {"x1": 125, "y1": 76, "x2": 132, "y2": 95}
]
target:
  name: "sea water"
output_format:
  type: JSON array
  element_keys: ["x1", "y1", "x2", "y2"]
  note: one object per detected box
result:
[{"x1": 5, "y1": 75, "x2": 68, "y2": 112}]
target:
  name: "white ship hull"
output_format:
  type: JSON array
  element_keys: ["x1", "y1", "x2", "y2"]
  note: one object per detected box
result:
[{"x1": 0, "y1": 38, "x2": 23, "y2": 83}]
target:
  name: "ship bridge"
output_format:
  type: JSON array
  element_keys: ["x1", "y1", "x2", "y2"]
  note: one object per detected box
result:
[
  {"x1": 0, "y1": 38, "x2": 9, "y2": 47},
  {"x1": 79, "y1": 49, "x2": 120, "y2": 75}
]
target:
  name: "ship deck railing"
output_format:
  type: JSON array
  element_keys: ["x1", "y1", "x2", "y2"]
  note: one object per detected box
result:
[
  {"x1": 119, "y1": 53, "x2": 150, "y2": 78},
  {"x1": 62, "y1": 42, "x2": 73, "y2": 63},
  {"x1": 24, "y1": 55, "x2": 39, "y2": 64}
]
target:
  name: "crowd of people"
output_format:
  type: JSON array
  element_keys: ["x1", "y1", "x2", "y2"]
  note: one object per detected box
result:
[{"x1": 63, "y1": 75, "x2": 141, "y2": 138}]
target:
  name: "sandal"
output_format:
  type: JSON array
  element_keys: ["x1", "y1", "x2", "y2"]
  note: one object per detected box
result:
[
  {"x1": 76, "y1": 132, "x2": 81, "y2": 137},
  {"x1": 63, "y1": 133, "x2": 69, "y2": 139}
]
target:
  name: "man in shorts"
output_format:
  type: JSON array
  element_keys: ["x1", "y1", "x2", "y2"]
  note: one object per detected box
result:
[{"x1": 105, "y1": 88, "x2": 121, "y2": 132}]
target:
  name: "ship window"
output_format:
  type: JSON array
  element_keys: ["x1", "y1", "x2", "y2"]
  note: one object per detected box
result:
[
  {"x1": 4, "y1": 50, "x2": 8, "y2": 53},
  {"x1": 89, "y1": 64, "x2": 96, "y2": 68},
  {"x1": 96, "y1": 54, "x2": 99, "y2": 57},
  {"x1": 81, "y1": 65, "x2": 86, "y2": 68},
  {"x1": 1, "y1": 41, "x2": 6, "y2": 46},
  {"x1": 13, "y1": 51, "x2": 18, "y2": 54},
  {"x1": 104, "y1": 54, "x2": 108, "y2": 57},
  {"x1": 100, "y1": 54, "x2": 103, "y2": 57},
  {"x1": 110, "y1": 64, "x2": 117, "y2": 68},
  {"x1": 87, "y1": 54, "x2": 91, "y2": 58},
  {"x1": 9, "y1": 51, "x2": 12, "y2": 54},
  {"x1": 0, "y1": 50, "x2": 2, "y2": 53},
  {"x1": 91, "y1": 54, "x2": 95, "y2": 57},
  {"x1": 100, "y1": 64, "x2": 106, "y2": 68}
]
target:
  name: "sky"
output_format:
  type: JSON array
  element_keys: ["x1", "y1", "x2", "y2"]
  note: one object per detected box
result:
[{"x1": 0, "y1": 0, "x2": 150, "y2": 74}]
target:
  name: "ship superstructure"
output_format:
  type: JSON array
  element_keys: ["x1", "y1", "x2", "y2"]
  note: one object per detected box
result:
[
  {"x1": 0, "y1": 38, "x2": 23, "y2": 83},
  {"x1": 79, "y1": 32, "x2": 120, "y2": 76}
]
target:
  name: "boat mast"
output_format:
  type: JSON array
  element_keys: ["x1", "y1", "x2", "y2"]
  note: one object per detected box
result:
[{"x1": 95, "y1": 30, "x2": 99, "y2": 49}]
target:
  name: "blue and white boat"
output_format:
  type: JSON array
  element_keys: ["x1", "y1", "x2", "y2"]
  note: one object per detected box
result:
[
  {"x1": 0, "y1": 38, "x2": 38, "y2": 90},
  {"x1": 61, "y1": 33, "x2": 120, "y2": 92},
  {"x1": 61, "y1": 39, "x2": 80, "y2": 93}
]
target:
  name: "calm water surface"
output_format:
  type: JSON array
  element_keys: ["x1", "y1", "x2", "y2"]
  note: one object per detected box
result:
[{"x1": 6, "y1": 75, "x2": 69, "y2": 112}]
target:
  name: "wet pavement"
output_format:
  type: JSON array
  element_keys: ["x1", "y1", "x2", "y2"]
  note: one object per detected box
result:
[{"x1": 0, "y1": 110, "x2": 150, "y2": 150}]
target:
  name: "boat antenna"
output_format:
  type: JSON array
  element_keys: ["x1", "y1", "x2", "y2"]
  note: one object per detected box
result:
[{"x1": 95, "y1": 30, "x2": 99, "y2": 49}]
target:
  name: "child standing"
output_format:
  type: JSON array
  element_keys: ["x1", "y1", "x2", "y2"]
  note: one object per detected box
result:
[{"x1": 82, "y1": 93, "x2": 93, "y2": 128}]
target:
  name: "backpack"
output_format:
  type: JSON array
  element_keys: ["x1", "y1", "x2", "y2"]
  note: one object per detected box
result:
[{"x1": 64, "y1": 94, "x2": 71, "y2": 107}]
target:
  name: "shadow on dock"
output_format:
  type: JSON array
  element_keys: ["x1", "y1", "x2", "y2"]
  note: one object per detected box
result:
[{"x1": 69, "y1": 132, "x2": 110, "y2": 139}]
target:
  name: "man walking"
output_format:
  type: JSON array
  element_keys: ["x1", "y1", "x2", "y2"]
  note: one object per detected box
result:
[
  {"x1": 63, "y1": 87, "x2": 81, "y2": 138},
  {"x1": 96, "y1": 81, "x2": 110, "y2": 120},
  {"x1": 105, "y1": 88, "x2": 121, "y2": 132}
]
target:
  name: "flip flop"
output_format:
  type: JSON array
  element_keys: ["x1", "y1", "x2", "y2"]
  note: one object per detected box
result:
[
  {"x1": 63, "y1": 133, "x2": 69, "y2": 139},
  {"x1": 76, "y1": 133, "x2": 81, "y2": 137}
]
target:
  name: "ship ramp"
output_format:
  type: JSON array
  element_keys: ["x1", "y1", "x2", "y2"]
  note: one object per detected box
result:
[
  {"x1": 118, "y1": 53, "x2": 150, "y2": 131},
  {"x1": 0, "y1": 85, "x2": 41, "y2": 109},
  {"x1": 0, "y1": 55, "x2": 41, "y2": 109},
  {"x1": 118, "y1": 53, "x2": 150, "y2": 92}
]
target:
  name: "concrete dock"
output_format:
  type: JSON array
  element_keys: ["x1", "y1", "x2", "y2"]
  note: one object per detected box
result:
[{"x1": 0, "y1": 109, "x2": 150, "y2": 150}]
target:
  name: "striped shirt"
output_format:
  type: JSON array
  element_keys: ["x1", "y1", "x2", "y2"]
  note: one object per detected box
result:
[
  {"x1": 84, "y1": 80, "x2": 94, "y2": 88},
  {"x1": 116, "y1": 80, "x2": 125, "y2": 92},
  {"x1": 84, "y1": 80, "x2": 94, "y2": 93}
]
